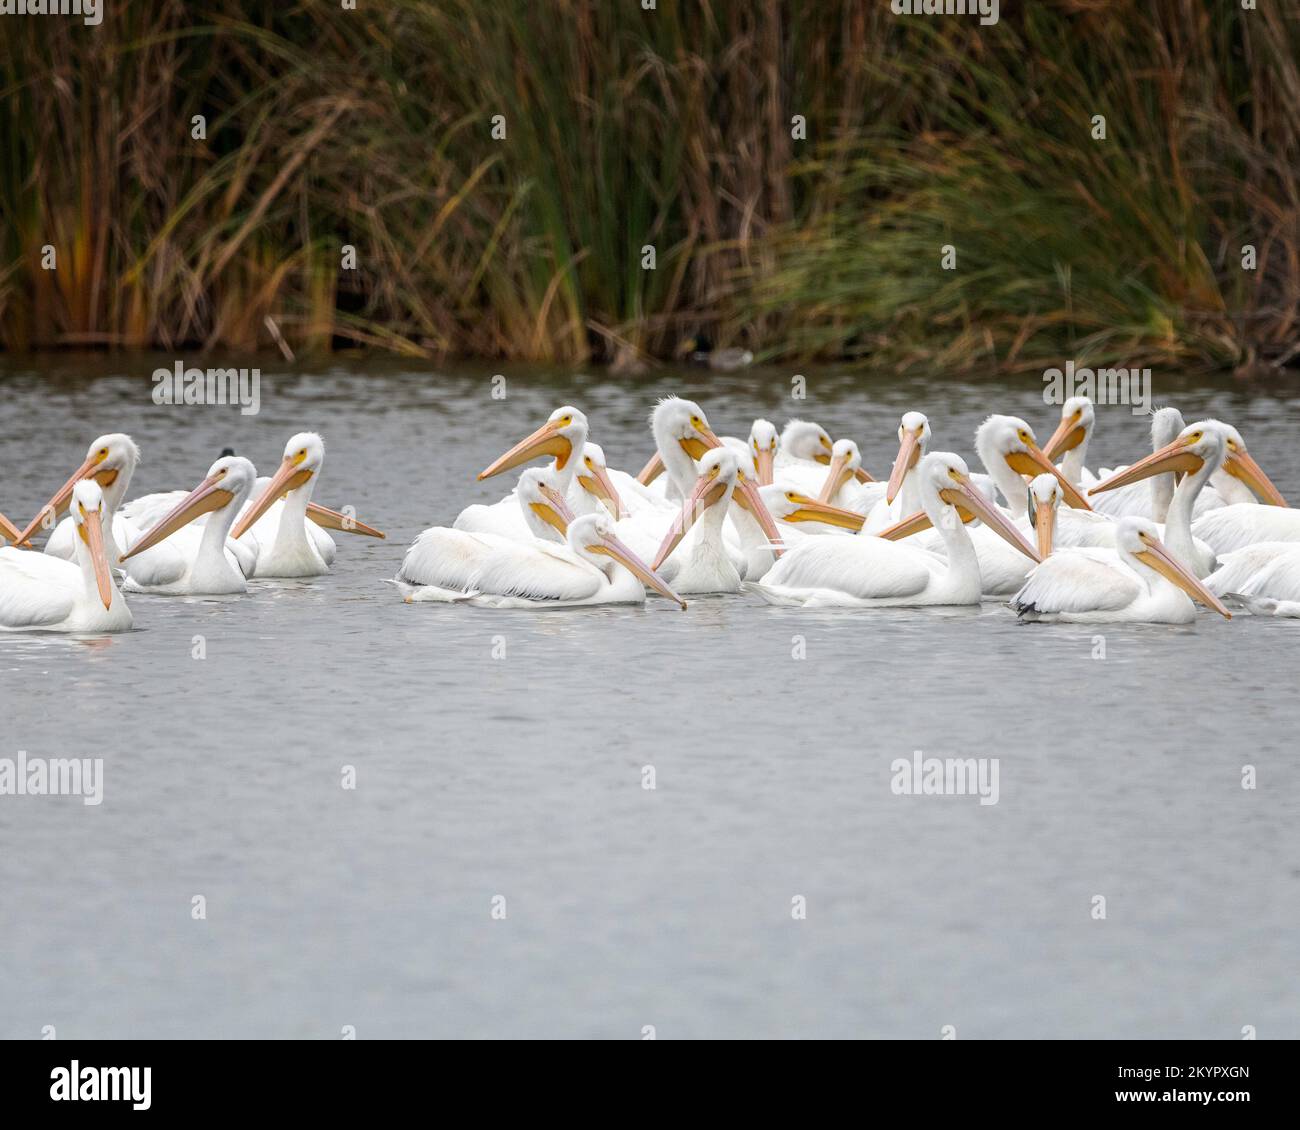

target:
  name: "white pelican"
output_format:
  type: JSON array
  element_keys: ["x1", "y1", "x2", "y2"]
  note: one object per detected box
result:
[
  {"x1": 859, "y1": 412, "x2": 932, "y2": 533},
  {"x1": 649, "y1": 449, "x2": 748, "y2": 593},
  {"x1": 0, "y1": 481, "x2": 131, "y2": 633},
  {"x1": 641, "y1": 416, "x2": 780, "y2": 494},
  {"x1": 649, "y1": 449, "x2": 828, "y2": 592},
  {"x1": 776, "y1": 419, "x2": 834, "y2": 475},
  {"x1": 746, "y1": 418, "x2": 779, "y2": 485},
  {"x1": 1008, "y1": 517, "x2": 1231, "y2": 624},
  {"x1": 745, "y1": 452, "x2": 1039, "y2": 608},
  {"x1": 229, "y1": 433, "x2": 331, "y2": 577},
  {"x1": 615, "y1": 400, "x2": 784, "y2": 577},
  {"x1": 1089, "y1": 420, "x2": 1274, "y2": 576},
  {"x1": 816, "y1": 439, "x2": 886, "y2": 514},
  {"x1": 14, "y1": 434, "x2": 187, "y2": 585},
  {"x1": 881, "y1": 416, "x2": 1090, "y2": 595},
  {"x1": 1206, "y1": 541, "x2": 1300, "y2": 612},
  {"x1": 118, "y1": 456, "x2": 258, "y2": 595},
  {"x1": 1042, "y1": 396, "x2": 1099, "y2": 487},
  {"x1": 458, "y1": 408, "x2": 630, "y2": 536},
  {"x1": 1188, "y1": 433, "x2": 1292, "y2": 554},
  {"x1": 461, "y1": 424, "x2": 645, "y2": 540},
  {"x1": 394, "y1": 468, "x2": 577, "y2": 598},
  {"x1": 400, "y1": 507, "x2": 685, "y2": 610}
]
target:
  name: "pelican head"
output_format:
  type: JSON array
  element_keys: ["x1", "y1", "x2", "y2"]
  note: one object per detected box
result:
[
  {"x1": 651, "y1": 448, "x2": 740, "y2": 570},
  {"x1": 516, "y1": 467, "x2": 574, "y2": 542},
  {"x1": 70, "y1": 479, "x2": 116, "y2": 610},
  {"x1": 231, "y1": 432, "x2": 323, "y2": 540},
  {"x1": 122, "y1": 455, "x2": 257, "y2": 562},
  {"x1": 817, "y1": 439, "x2": 862, "y2": 503},
  {"x1": 1044, "y1": 396, "x2": 1095, "y2": 460},
  {"x1": 650, "y1": 397, "x2": 721, "y2": 462},
  {"x1": 885, "y1": 412, "x2": 930, "y2": 504},
  {"x1": 1026, "y1": 473, "x2": 1063, "y2": 559},
  {"x1": 879, "y1": 451, "x2": 1041, "y2": 563},
  {"x1": 761, "y1": 483, "x2": 864, "y2": 531},
  {"x1": 1089, "y1": 420, "x2": 1229, "y2": 497},
  {"x1": 567, "y1": 512, "x2": 686, "y2": 610},
  {"x1": 1217, "y1": 423, "x2": 1287, "y2": 506},
  {"x1": 749, "y1": 418, "x2": 778, "y2": 485},
  {"x1": 576, "y1": 443, "x2": 623, "y2": 519},
  {"x1": 479, "y1": 406, "x2": 588, "y2": 481},
  {"x1": 16, "y1": 432, "x2": 140, "y2": 544},
  {"x1": 1115, "y1": 516, "x2": 1231, "y2": 618},
  {"x1": 976, "y1": 414, "x2": 1091, "y2": 512},
  {"x1": 780, "y1": 419, "x2": 834, "y2": 465}
]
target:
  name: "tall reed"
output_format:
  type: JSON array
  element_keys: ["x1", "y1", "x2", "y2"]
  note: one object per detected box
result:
[{"x1": 0, "y1": 2, "x2": 1294, "y2": 373}]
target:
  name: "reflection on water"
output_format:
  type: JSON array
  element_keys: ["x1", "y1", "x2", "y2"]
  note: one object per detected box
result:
[{"x1": 1, "y1": 356, "x2": 1298, "y2": 1038}]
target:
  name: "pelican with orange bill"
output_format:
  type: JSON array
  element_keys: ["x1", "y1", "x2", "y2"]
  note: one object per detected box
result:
[
  {"x1": 228, "y1": 433, "x2": 337, "y2": 578},
  {"x1": 1010, "y1": 516, "x2": 1232, "y2": 624},
  {"x1": 746, "y1": 453, "x2": 1039, "y2": 608},
  {"x1": 0, "y1": 480, "x2": 132, "y2": 633},
  {"x1": 118, "y1": 456, "x2": 257, "y2": 595}
]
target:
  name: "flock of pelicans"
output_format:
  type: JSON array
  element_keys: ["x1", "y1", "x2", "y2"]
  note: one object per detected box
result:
[{"x1": 1, "y1": 394, "x2": 1298, "y2": 633}]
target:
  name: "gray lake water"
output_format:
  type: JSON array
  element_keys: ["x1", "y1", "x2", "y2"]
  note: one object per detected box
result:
[{"x1": 1, "y1": 356, "x2": 1297, "y2": 1039}]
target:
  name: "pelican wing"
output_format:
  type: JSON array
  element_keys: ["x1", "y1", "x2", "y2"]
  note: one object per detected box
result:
[
  {"x1": 396, "y1": 527, "x2": 501, "y2": 592},
  {"x1": 1193, "y1": 505, "x2": 1300, "y2": 556},
  {"x1": 763, "y1": 536, "x2": 933, "y2": 599},
  {"x1": 0, "y1": 548, "x2": 79, "y2": 628},
  {"x1": 120, "y1": 490, "x2": 189, "y2": 529},
  {"x1": 1009, "y1": 549, "x2": 1140, "y2": 615},
  {"x1": 468, "y1": 541, "x2": 603, "y2": 602}
]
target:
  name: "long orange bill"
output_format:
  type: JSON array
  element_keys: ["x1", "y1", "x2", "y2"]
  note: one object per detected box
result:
[
  {"x1": 636, "y1": 451, "x2": 665, "y2": 486},
  {"x1": 579, "y1": 462, "x2": 623, "y2": 519},
  {"x1": 1044, "y1": 412, "x2": 1086, "y2": 460},
  {"x1": 939, "y1": 474, "x2": 1041, "y2": 562},
  {"x1": 783, "y1": 493, "x2": 865, "y2": 531},
  {"x1": 1089, "y1": 437, "x2": 1201, "y2": 496},
  {"x1": 754, "y1": 447, "x2": 775, "y2": 486},
  {"x1": 853, "y1": 466, "x2": 875, "y2": 483},
  {"x1": 732, "y1": 473, "x2": 785, "y2": 556},
  {"x1": 532, "y1": 482, "x2": 576, "y2": 536},
  {"x1": 306, "y1": 502, "x2": 386, "y2": 539},
  {"x1": 1136, "y1": 535, "x2": 1231, "y2": 619},
  {"x1": 478, "y1": 420, "x2": 572, "y2": 481},
  {"x1": 652, "y1": 470, "x2": 728, "y2": 571},
  {"x1": 592, "y1": 530, "x2": 687, "y2": 610},
  {"x1": 876, "y1": 506, "x2": 980, "y2": 540},
  {"x1": 886, "y1": 431, "x2": 922, "y2": 505},
  {"x1": 817, "y1": 454, "x2": 853, "y2": 504},
  {"x1": 83, "y1": 508, "x2": 115, "y2": 610},
  {"x1": 1223, "y1": 447, "x2": 1287, "y2": 507},
  {"x1": 1030, "y1": 496, "x2": 1056, "y2": 559},
  {"x1": 15, "y1": 453, "x2": 101, "y2": 545},
  {"x1": 231, "y1": 457, "x2": 312, "y2": 540},
  {"x1": 1, "y1": 511, "x2": 25, "y2": 545},
  {"x1": 122, "y1": 472, "x2": 235, "y2": 561},
  {"x1": 1005, "y1": 442, "x2": 1092, "y2": 510}
]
